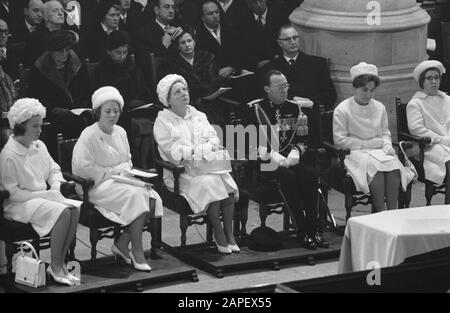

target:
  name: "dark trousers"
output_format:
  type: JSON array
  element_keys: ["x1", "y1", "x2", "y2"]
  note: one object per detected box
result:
[{"x1": 266, "y1": 163, "x2": 319, "y2": 234}]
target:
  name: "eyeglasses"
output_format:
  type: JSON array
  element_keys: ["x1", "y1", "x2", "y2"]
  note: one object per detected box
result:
[
  {"x1": 277, "y1": 35, "x2": 299, "y2": 43},
  {"x1": 424, "y1": 75, "x2": 441, "y2": 82},
  {"x1": 0, "y1": 29, "x2": 9, "y2": 35},
  {"x1": 272, "y1": 83, "x2": 290, "y2": 91}
]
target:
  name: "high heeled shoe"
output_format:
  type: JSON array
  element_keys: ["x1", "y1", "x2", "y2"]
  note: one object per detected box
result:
[
  {"x1": 47, "y1": 266, "x2": 74, "y2": 286},
  {"x1": 111, "y1": 244, "x2": 131, "y2": 265},
  {"x1": 129, "y1": 250, "x2": 152, "y2": 272},
  {"x1": 215, "y1": 242, "x2": 232, "y2": 254},
  {"x1": 228, "y1": 244, "x2": 240, "y2": 253}
]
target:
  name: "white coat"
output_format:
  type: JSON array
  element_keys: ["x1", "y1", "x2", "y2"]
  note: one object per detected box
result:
[
  {"x1": 333, "y1": 97, "x2": 411, "y2": 193},
  {"x1": 72, "y1": 123, "x2": 163, "y2": 225},
  {"x1": 153, "y1": 106, "x2": 238, "y2": 214},
  {"x1": 0, "y1": 137, "x2": 67, "y2": 236},
  {"x1": 406, "y1": 90, "x2": 450, "y2": 184}
]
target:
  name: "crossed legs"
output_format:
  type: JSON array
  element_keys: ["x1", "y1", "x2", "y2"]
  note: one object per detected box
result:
[{"x1": 369, "y1": 170, "x2": 401, "y2": 212}]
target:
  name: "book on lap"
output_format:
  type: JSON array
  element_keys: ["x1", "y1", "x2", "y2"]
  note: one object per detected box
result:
[{"x1": 111, "y1": 175, "x2": 153, "y2": 189}]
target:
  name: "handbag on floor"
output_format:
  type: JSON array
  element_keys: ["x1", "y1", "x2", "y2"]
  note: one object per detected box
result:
[{"x1": 15, "y1": 241, "x2": 46, "y2": 288}]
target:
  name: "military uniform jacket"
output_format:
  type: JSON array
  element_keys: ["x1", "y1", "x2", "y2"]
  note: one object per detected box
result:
[{"x1": 252, "y1": 98, "x2": 308, "y2": 157}]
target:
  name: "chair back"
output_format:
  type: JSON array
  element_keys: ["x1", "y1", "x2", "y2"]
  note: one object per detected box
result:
[
  {"x1": 320, "y1": 110, "x2": 335, "y2": 145},
  {"x1": 442, "y1": 21, "x2": 450, "y2": 63},
  {"x1": 56, "y1": 133, "x2": 78, "y2": 173},
  {"x1": 395, "y1": 97, "x2": 410, "y2": 140},
  {"x1": 84, "y1": 58, "x2": 98, "y2": 81},
  {"x1": 18, "y1": 63, "x2": 30, "y2": 97}
]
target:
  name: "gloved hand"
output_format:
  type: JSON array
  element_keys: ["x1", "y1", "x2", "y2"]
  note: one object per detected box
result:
[
  {"x1": 257, "y1": 146, "x2": 270, "y2": 161},
  {"x1": 286, "y1": 149, "x2": 300, "y2": 167},
  {"x1": 112, "y1": 163, "x2": 132, "y2": 176},
  {"x1": 440, "y1": 136, "x2": 450, "y2": 147},
  {"x1": 363, "y1": 138, "x2": 384, "y2": 149},
  {"x1": 270, "y1": 151, "x2": 288, "y2": 167},
  {"x1": 382, "y1": 144, "x2": 396, "y2": 156}
]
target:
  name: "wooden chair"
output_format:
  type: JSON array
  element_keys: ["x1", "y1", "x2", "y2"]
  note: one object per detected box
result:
[
  {"x1": 56, "y1": 133, "x2": 162, "y2": 260},
  {"x1": 152, "y1": 131, "x2": 249, "y2": 248},
  {"x1": 441, "y1": 21, "x2": 450, "y2": 64},
  {"x1": 17, "y1": 63, "x2": 30, "y2": 98},
  {"x1": 395, "y1": 97, "x2": 437, "y2": 205}
]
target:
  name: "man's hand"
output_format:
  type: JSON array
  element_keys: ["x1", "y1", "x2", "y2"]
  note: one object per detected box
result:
[
  {"x1": 270, "y1": 151, "x2": 287, "y2": 167},
  {"x1": 218, "y1": 67, "x2": 236, "y2": 78},
  {"x1": 258, "y1": 146, "x2": 270, "y2": 161},
  {"x1": 286, "y1": 149, "x2": 300, "y2": 167}
]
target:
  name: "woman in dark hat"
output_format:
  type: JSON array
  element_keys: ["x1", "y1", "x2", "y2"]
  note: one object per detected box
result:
[
  {"x1": 27, "y1": 29, "x2": 92, "y2": 140},
  {"x1": 91, "y1": 29, "x2": 158, "y2": 168}
]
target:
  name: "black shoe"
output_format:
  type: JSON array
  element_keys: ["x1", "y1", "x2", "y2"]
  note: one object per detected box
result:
[
  {"x1": 298, "y1": 233, "x2": 317, "y2": 250},
  {"x1": 314, "y1": 232, "x2": 329, "y2": 248}
]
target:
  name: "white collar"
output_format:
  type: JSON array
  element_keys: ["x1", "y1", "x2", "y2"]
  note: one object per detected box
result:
[
  {"x1": 101, "y1": 22, "x2": 118, "y2": 35},
  {"x1": 253, "y1": 9, "x2": 268, "y2": 22},
  {"x1": 218, "y1": 0, "x2": 233, "y2": 12},
  {"x1": 180, "y1": 53, "x2": 194, "y2": 66},
  {"x1": 155, "y1": 18, "x2": 169, "y2": 30},
  {"x1": 283, "y1": 53, "x2": 299, "y2": 63},
  {"x1": 413, "y1": 90, "x2": 447, "y2": 99}
]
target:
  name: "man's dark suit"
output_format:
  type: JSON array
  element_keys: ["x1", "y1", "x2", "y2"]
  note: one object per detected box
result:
[
  {"x1": 265, "y1": 51, "x2": 337, "y2": 147},
  {"x1": 195, "y1": 22, "x2": 241, "y2": 71},
  {"x1": 241, "y1": 4, "x2": 288, "y2": 71},
  {"x1": 217, "y1": 0, "x2": 251, "y2": 29}
]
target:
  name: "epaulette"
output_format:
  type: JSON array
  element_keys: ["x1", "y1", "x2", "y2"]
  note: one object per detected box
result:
[{"x1": 247, "y1": 98, "x2": 264, "y2": 108}]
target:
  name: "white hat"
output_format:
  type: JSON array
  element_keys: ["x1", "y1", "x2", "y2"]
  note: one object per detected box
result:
[
  {"x1": 8, "y1": 98, "x2": 46, "y2": 129},
  {"x1": 91, "y1": 86, "x2": 124, "y2": 110},
  {"x1": 412, "y1": 60, "x2": 446, "y2": 82},
  {"x1": 156, "y1": 74, "x2": 188, "y2": 108},
  {"x1": 350, "y1": 62, "x2": 378, "y2": 80}
]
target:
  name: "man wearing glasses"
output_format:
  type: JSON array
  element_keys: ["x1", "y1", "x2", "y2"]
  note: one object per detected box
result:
[
  {"x1": 0, "y1": 18, "x2": 19, "y2": 80},
  {"x1": 264, "y1": 24, "x2": 336, "y2": 147},
  {"x1": 249, "y1": 69, "x2": 329, "y2": 250}
]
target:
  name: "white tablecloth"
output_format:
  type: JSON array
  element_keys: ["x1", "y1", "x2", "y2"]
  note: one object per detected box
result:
[{"x1": 338, "y1": 205, "x2": 450, "y2": 273}]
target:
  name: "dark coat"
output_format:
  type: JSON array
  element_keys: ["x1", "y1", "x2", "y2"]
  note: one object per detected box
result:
[
  {"x1": 195, "y1": 22, "x2": 241, "y2": 70},
  {"x1": 0, "y1": 45, "x2": 19, "y2": 80},
  {"x1": 86, "y1": 22, "x2": 111, "y2": 62},
  {"x1": 10, "y1": 19, "x2": 39, "y2": 43},
  {"x1": 167, "y1": 49, "x2": 219, "y2": 104},
  {"x1": 217, "y1": 0, "x2": 251, "y2": 30}
]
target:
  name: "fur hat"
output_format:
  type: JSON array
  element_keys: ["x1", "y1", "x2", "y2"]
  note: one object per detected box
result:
[
  {"x1": 91, "y1": 86, "x2": 124, "y2": 110},
  {"x1": 413, "y1": 60, "x2": 446, "y2": 82},
  {"x1": 156, "y1": 74, "x2": 188, "y2": 108},
  {"x1": 350, "y1": 62, "x2": 378, "y2": 80},
  {"x1": 46, "y1": 30, "x2": 78, "y2": 51},
  {"x1": 8, "y1": 98, "x2": 46, "y2": 129}
]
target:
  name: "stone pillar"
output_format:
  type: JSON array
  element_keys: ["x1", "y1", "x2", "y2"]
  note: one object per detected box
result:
[{"x1": 291, "y1": 0, "x2": 430, "y2": 139}]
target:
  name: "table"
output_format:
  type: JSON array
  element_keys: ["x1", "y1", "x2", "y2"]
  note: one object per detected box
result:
[{"x1": 338, "y1": 205, "x2": 450, "y2": 273}]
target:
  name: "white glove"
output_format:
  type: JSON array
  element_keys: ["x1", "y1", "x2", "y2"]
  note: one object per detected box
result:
[
  {"x1": 440, "y1": 136, "x2": 450, "y2": 147},
  {"x1": 287, "y1": 149, "x2": 300, "y2": 167},
  {"x1": 112, "y1": 163, "x2": 132, "y2": 176},
  {"x1": 363, "y1": 138, "x2": 384, "y2": 149},
  {"x1": 258, "y1": 146, "x2": 270, "y2": 161},
  {"x1": 270, "y1": 151, "x2": 288, "y2": 167},
  {"x1": 382, "y1": 144, "x2": 396, "y2": 156}
]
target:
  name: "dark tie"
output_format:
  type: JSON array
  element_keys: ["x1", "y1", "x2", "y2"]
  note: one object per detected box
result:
[
  {"x1": 256, "y1": 14, "x2": 264, "y2": 27},
  {"x1": 289, "y1": 58, "x2": 296, "y2": 66}
]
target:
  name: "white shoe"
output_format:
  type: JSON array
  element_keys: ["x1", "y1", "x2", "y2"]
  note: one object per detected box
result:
[
  {"x1": 111, "y1": 244, "x2": 131, "y2": 265},
  {"x1": 228, "y1": 244, "x2": 240, "y2": 253},
  {"x1": 129, "y1": 251, "x2": 152, "y2": 272}
]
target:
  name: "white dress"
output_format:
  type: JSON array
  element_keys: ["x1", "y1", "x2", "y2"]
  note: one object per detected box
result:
[
  {"x1": 0, "y1": 137, "x2": 68, "y2": 236},
  {"x1": 153, "y1": 106, "x2": 238, "y2": 214},
  {"x1": 72, "y1": 123, "x2": 163, "y2": 225},
  {"x1": 407, "y1": 91, "x2": 450, "y2": 184},
  {"x1": 333, "y1": 97, "x2": 411, "y2": 194}
]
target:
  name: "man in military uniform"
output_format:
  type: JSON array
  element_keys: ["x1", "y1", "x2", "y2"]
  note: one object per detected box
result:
[{"x1": 250, "y1": 69, "x2": 328, "y2": 250}]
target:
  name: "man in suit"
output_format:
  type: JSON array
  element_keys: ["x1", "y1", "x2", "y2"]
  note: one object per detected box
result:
[
  {"x1": 0, "y1": 18, "x2": 19, "y2": 80},
  {"x1": 265, "y1": 24, "x2": 336, "y2": 146},
  {"x1": 216, "y1": 0, "x2": 250, "y2": 29},
  {"x1": 242, "y1": 0, "x2": 288, "y2": 71},
  {"x1": 10, "y1": 0, "x2": 43, "y2": 43},
  {"x1": 196, "y1": 0, "x2": 241, "y2": 80}
]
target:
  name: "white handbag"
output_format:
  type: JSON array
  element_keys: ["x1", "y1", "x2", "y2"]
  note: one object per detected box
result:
[
  {"x1": 399, "y1": 141, "x2": 419, "y2": 182},
  {"x1": 15, "y1": 241, "x2": 46, "y2": 288}
]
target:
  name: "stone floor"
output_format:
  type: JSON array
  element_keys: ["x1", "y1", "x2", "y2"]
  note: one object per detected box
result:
[{"x1": 1, "y1": 180, "x2": 444, "y2": 293}]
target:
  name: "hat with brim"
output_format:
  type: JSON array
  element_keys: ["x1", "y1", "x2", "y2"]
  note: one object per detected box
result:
[{"x1": 413, "y1": 60, "x2": 446, "y2": 82}]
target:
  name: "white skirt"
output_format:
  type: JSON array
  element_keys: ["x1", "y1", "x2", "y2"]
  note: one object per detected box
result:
[
  {"x1": 28, "y1": 200, "x2": 69, "y2": 237},
  {"x1": 88, "y1": 179, "x2": 163, "y2": 226}
]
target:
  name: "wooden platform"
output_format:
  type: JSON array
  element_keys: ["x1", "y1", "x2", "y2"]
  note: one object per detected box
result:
[
  {"x1": 6, "y1": 249, "x2": 198, "y2": 293},
  {"x1": 164, "y1": 230, "x2": 342, "y2": 278}
]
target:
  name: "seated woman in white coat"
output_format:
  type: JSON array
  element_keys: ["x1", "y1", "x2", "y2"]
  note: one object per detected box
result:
[
  {"x1": 333, "y1": 62, "x2": 412, "y2": 212},
  {"x1": 72, "y1": 86, "x2": 163, "y2": 272},
  {"x1": 153, "y1": 74, "x2": 240, "y2": 254},
  {"x1": 406, "y1": 60, "x2": 450, "y2": 203},
  {"x1": 0, "y1": 98, "x2": 79, "y2": 286}
]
